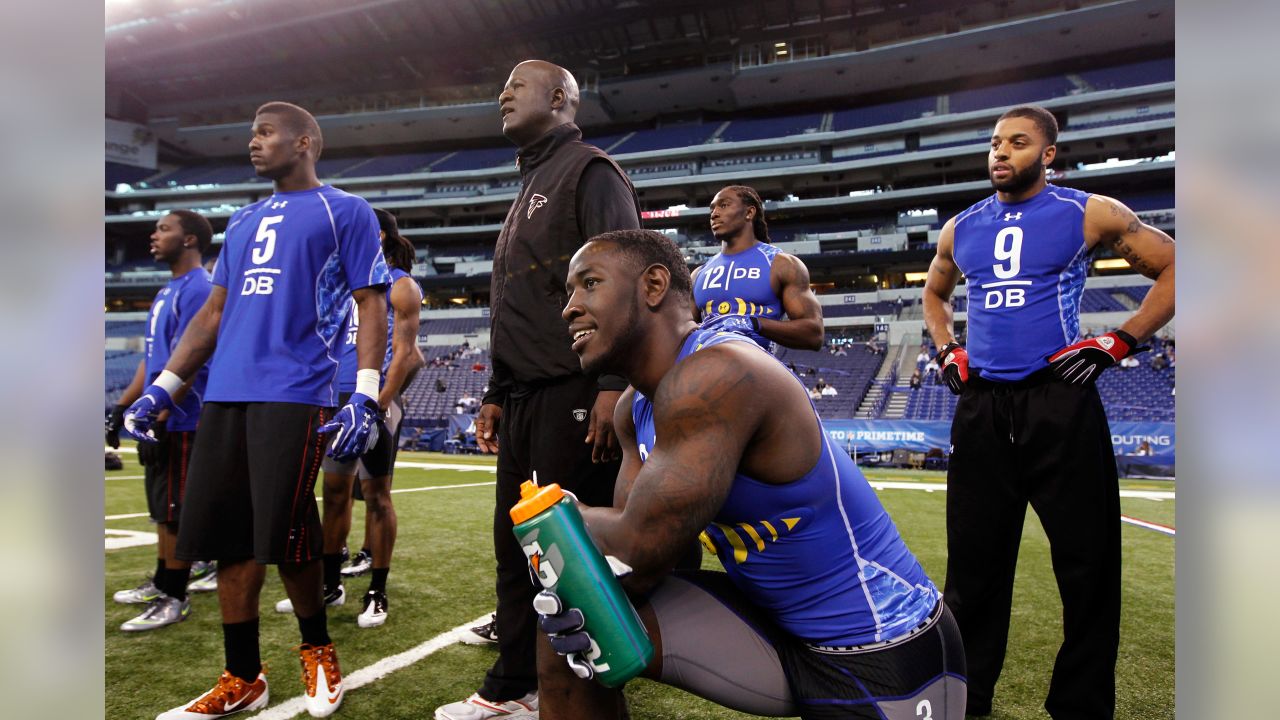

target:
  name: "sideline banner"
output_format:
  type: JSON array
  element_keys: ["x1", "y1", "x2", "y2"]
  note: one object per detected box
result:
[
  {"x1": 819, "y1": 419, "x2": 1176, "y2": 459},
  {"x1": 821, "y1": 419, "x2": 951, "y2": 453}
]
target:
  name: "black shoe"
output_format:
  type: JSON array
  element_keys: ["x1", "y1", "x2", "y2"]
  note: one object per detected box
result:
[
  {"x1": 459, "y1": 613, "x2": 497, "y2": 645},
  {"x1": 341, "y1": 549, "x2": 373, "y2": 577}
]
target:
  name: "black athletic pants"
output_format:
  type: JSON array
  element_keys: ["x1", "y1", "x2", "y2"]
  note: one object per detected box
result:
[
  {"x1": 943, "y1": 370, "x2": 1120, "y2": 720},
  {"x1": 480, "y1": 374, "x2": 620, "y2": 701}
]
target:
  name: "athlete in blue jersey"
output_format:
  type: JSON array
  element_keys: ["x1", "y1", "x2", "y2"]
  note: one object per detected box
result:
[
  {"x1": 693, "y1": 185, "x2": 824, "y2": 352},
  {"x1": 922, "y1": 106, "x2": 1175, "y2": 720},
  {"x1": 533, "y1": 229, "x2": 965, "y2": 720},
  {"x1": 124, "y1": 102, "x2": 391, "y2": 720},
  {"x1": 293, "y1": 208, "x2": 423, "y2": 629},
  {"x1": 108, "y1": 210, "x2": 214, "y2": 632}
]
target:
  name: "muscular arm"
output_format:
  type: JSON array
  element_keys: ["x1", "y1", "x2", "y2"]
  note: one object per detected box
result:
[
  {"x1": 609, "y1": 388, "x2": 644, "y2": 510},
  {"x1": 922, "y1": 218, "x2": 963, "y2": 348},
  {"x1": 763, "y1": 253, "x2": 824, "y2": 350},
  {"x1": 162, "y1": 285, "x2": 226, "y2": 380},
  {"x1": 1085, "y1": 195, "x2": 1176, "y2": 343},
  {"x1": 689, "y1": 266, "x2": 704, "y2": 321},
  {"x1": 580, "y1": 348, "x2": 759, "y2": 593},
  {"x1": 353, "y1": 285, "x2": 389, "y2": 375},
  {"x1": 379, "y1": 278, "x2": 425, "y2": 407}
]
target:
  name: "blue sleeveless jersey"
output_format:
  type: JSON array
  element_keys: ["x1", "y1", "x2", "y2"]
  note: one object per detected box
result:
[
  {"x1": 632, "y1": 326, "x2": 939, "y2": 646},
  {"x1": 145, "y1": 267, "x2": 213, "y2": 431},
  {"x1": 207, "y1": 185, "x2": 390, "y2": 406},
  {"x1": 953, "y1": 184, "x2": 1092, "y2": 381},
  {"x1": 335, "y1": 268, "x2": 421, "y2": 392},
  {"x1": 693, "y1": 242, "x2": 783, "y2": 351}
]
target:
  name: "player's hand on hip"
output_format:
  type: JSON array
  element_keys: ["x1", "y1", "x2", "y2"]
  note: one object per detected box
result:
[
  {"x1": 123, "y1": 384, "x2": 176, "y2": 443},
  {"x1": 1047, "y1": 330, "x2": 1137, "y2": 385},
  {"x1": 936, "y1": 343, "x2": 970, "y2": 395},
  {"x1": 475, "y1": 403, "x2": 502, "y2": 454},
  {"x1": 318, "y1": 392, "x2": 382, "y2": 462},
  {"x1": 587, "y1": 390, "x2": 622, "y2": 464}
]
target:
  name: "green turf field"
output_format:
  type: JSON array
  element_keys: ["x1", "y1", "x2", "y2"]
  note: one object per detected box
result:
[{"x1": 105, "y1": 450, "x2": 1174, "y2": 719}]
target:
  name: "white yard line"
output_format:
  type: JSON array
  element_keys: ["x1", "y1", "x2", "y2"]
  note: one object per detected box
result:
[
  {"x1": 246, "y1": 613, "x2": 495, "y2": 720},
  {"x1": 1121, "y1": 514, "x2": 1176, "y2": 535},
  {"x1": 106, "y1": 529, "x2": 158, "y2": 550},
  {"x1": 105, "y1": 474, "x2": 146, "y2": 480}
]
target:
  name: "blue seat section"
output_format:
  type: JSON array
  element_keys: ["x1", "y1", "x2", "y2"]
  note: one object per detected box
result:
[
  {"x1": 903, "y1": 385, "x2": 960, "y2": 421},
  {"x1": 1077, "y1": 58, "x2": 1175, "y2": 91},
  {"x1": 400, "y1": 347, "x2": 492, "y2": 425},
  {"x1": 611, "y1": 123, "x2": 717, "y2": 154},
  {"x1": 948, "y1": 76, "x2": 1078, "y2": 114},
  {"x1": 719, "y1": 113, "x2": 825, "y2": 143},
  {"x1": 1067, "y1": 110, "x2": 1174, "y2": 131},
  {"x1": 418, "y1": 316, "x2": 490, "y2": 337},
  {"x1": 583, "y1": 132, "x2": 630, "y2": 153},
  {"x1": 1081, "y1": 288, "x2": 1129, "y2": 313},
  {"x1": 104, "y1": 350, "x2": 145, "y2": 407},
  {"x1": 773, "y1": 346, "x2": 885, "y2": 419},
  {"x1": 1096, "y1": 363, "x2": 1175, "y2": 422},
  {"x1": 314, "y1": 157, "x2": 368, "y2": 179},
  {"x1": 832, "y1": 97, "x2": 938, "y2": 132},
  {"x1": 431, "y1": 147, "x2": 517, "y2": 172},
  {"x1": 822, "y1": 301, "x2": 899, "y2": 318},
  {"x1": 343, "y1": 151, "x2": 447, "y2": 177},
  {"x1": 1117, "y1": 192, "x2": 1174, "y2": 212},
  {"x1": 107, "y1": 162, "x2": 157, "y2": 190},
  {"x1": 106, "y1": 321, "x2": 148, "y2": 338}
]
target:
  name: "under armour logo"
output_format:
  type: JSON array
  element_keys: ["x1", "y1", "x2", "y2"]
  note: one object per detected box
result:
[
  {"x1": 527, "y1": 194, "x2": 548, "y2": 219},
  {"x1": 572, "y1": 409, "x2": 587, "y2": 422},
  {"x1": 1003, "y1": 212, "x2": 1022, "y2": 221},
  {"x1": 270, "y1": 200, "x2": 289, "y2": 210}
]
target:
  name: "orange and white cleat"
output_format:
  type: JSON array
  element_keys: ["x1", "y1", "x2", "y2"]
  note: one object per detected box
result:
[
  {"x1": 155, "y1": 669, "x2": 268, "y2": 719},
  {"x1": 298, "y1": 642, "x2": 344, "y2": 718}
]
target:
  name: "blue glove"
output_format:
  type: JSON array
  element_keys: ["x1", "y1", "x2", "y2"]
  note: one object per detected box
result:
[
  {"x1": 318, "y1": 392, "x2": 382, "y2": 462},
  {"x1": 533, "y1": 590, "x2": 599, "y2": 680},
  {"x1": 123, "y1": 384, "x2": 178, "y2": 443}
]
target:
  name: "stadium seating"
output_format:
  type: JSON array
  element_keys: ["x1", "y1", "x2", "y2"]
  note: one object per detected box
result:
[
  {"x1": 430, "y1": 147, "x2": 517, "y2": 172},
  {"x1": 106, "y1": 321, "x2": 148, "y2": 338},
  {"x1": 1076, "y1": 58, "x2": 1175, "y2": 92},
  {"x1": 718, "y1": 113, "x2": 824, "y2": 143},
  {"x1": 611, "y1": 122, "x2": 717, "y2": 154},
  {"x1": 104, "y1": 350, "x2": 144, "y2": 408},
  {"x1": 774, "y1": 346, "x2": 885, "y2": 419}
]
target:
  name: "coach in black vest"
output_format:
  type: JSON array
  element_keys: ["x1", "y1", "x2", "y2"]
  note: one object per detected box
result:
[{"x1": 435, "y1": 60, "x2": 640, "y2": 720}]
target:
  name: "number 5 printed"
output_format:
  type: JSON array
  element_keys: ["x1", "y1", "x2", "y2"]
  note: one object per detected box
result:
[{"x1": 253, "y1": 215, "x2": 284, "y2": 265}]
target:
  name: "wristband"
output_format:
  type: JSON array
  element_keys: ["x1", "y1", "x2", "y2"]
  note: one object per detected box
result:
[
  {"x1": 154, "y1": 369, "x2": 184, "y2": 396},
  {"x1": 355, "y1": 368, "x2": 381, "y2": 398}
]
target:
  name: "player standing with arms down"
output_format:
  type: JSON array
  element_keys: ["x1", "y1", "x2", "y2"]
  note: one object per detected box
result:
[
  {"x1": 108, "y1": 210, "x2": 214, "y2": 631},
  {"x1": 434, "y1": 59, "x2": 641, "y2": 720},
  {"x1": 694, "y1": 184, "x2": 824, "y2": 351},
  {"x1": 277, "y1": 207, "x2": 423, "y2": 628},
  {"x1": 125, "y1": 101, "x2": 390, "y2": 719},
  {"x1": 532, "y1": 229, "x2": 965, "y2": 720},
  {"x1": 922, "y1": 105, "x2": 1175, "y2": 719}
]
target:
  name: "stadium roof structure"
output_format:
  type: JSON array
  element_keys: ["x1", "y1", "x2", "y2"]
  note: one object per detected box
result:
[{"x1": 107, "y1": 0, "x2": 1172, "y2": 156}]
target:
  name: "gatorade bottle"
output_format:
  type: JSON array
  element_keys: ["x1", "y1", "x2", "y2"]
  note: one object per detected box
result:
[{"x1": 510, "y1": 480, "x2": 654, "y2": 687}]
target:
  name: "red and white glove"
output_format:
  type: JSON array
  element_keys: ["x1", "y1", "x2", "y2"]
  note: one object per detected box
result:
[
  {"x1": 1047, "y1": 330, "x2": 1138, "y2": 384},
  {"x1": 936, "y1": 342, "x2": 969, "y2": 395}
]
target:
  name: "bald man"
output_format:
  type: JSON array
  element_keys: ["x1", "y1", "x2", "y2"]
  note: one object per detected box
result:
[{"x1": 434, "y1": 60, "x2": 642, "y2": 720}]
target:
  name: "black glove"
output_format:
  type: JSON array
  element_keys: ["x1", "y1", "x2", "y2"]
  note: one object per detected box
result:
[
  {"x1": 533, "y1": 590, "x2": 599, "y2": 680},
  {"x1": 137, "y1": 419, "x2": 169, "y2": 468},
  {"x1": 1047, "y1": 330, "x2": 1140, "y2": 384},
  {"x1": 105, "y1": 404, "x2": 126, "y2": 449},
  {"x1": 935, "y1": 343, "x2": 970, "y2": 395}
]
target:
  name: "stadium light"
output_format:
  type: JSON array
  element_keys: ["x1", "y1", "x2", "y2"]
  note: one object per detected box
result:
[{"x1": 1094, "y1": 258, "x2": 1131, "y2": 270}]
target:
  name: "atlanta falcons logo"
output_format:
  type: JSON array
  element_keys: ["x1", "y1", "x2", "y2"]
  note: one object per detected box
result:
[{"x1": 527, "y1": 193, "x2": 548, "y2": 219}]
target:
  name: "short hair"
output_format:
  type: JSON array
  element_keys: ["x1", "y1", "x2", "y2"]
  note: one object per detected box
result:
[
  {"x1": 168, "y1": 209, "x2": 213, "y2": 254},
  {"x1": 722, "y1": 185, "x2": 770, "y2": 243},
  {"x1": 255, "y1": 101, "x2": 324, "y2": 158},
  {"x1": 588, "y1": 229, "x2": 692, "y2": 303},
  {"x1": 997, "y1": 105, "x2": 1058, "y2": 146},
  {"x1": 374, "y1": 208, "x2": 416, "y2": 272}
]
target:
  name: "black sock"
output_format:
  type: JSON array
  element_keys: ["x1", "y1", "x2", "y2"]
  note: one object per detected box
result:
[
  {"x1": 223, "y1": 619, "x2": 261, "y2": 682},
  {"x1": 297, "y1": 611, "x2": 332, "y2": 647},
  {"x1": 322, "y1": 553, "x2": 343, "y2": 592},
  {"x1": 154, "y1": 557, "x2": 165, "y2": 582},
  {"x1": 161, "y1": 567, "x2": 189, "y2": 601},
  {"x1": 369, "y1": 567, "x2": 389, "y2": 593}
]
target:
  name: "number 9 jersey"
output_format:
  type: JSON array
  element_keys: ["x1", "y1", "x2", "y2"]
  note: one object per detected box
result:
[
  {"x1": 952, "y1": 184, "x2": 1092, "y2": 382},
  {"x1": 206, "y1": 184, "x2": 391, "y2": 406}
]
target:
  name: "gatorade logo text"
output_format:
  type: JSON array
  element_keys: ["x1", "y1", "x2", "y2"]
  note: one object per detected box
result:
[{"x1": 520, "y1": 529, "x2": 564, "y2": 589}]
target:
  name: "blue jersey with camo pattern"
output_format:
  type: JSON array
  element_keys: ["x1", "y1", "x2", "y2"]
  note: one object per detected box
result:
[
  {"x1": 335, "y1": 268, "x2": 421, "y2": 392},
  {"x1": 206, "y1": 185, "x2": 390, "y2": 406},
  {"x1": 631, "y1": 325, "x2": 939, "y2": 646},
  {"x1": 144, "y1": 267, "x2": 213, "y2": 431},
  {"x1": 953, "y1": 184, "x2": 1092, "y2": 381}
]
